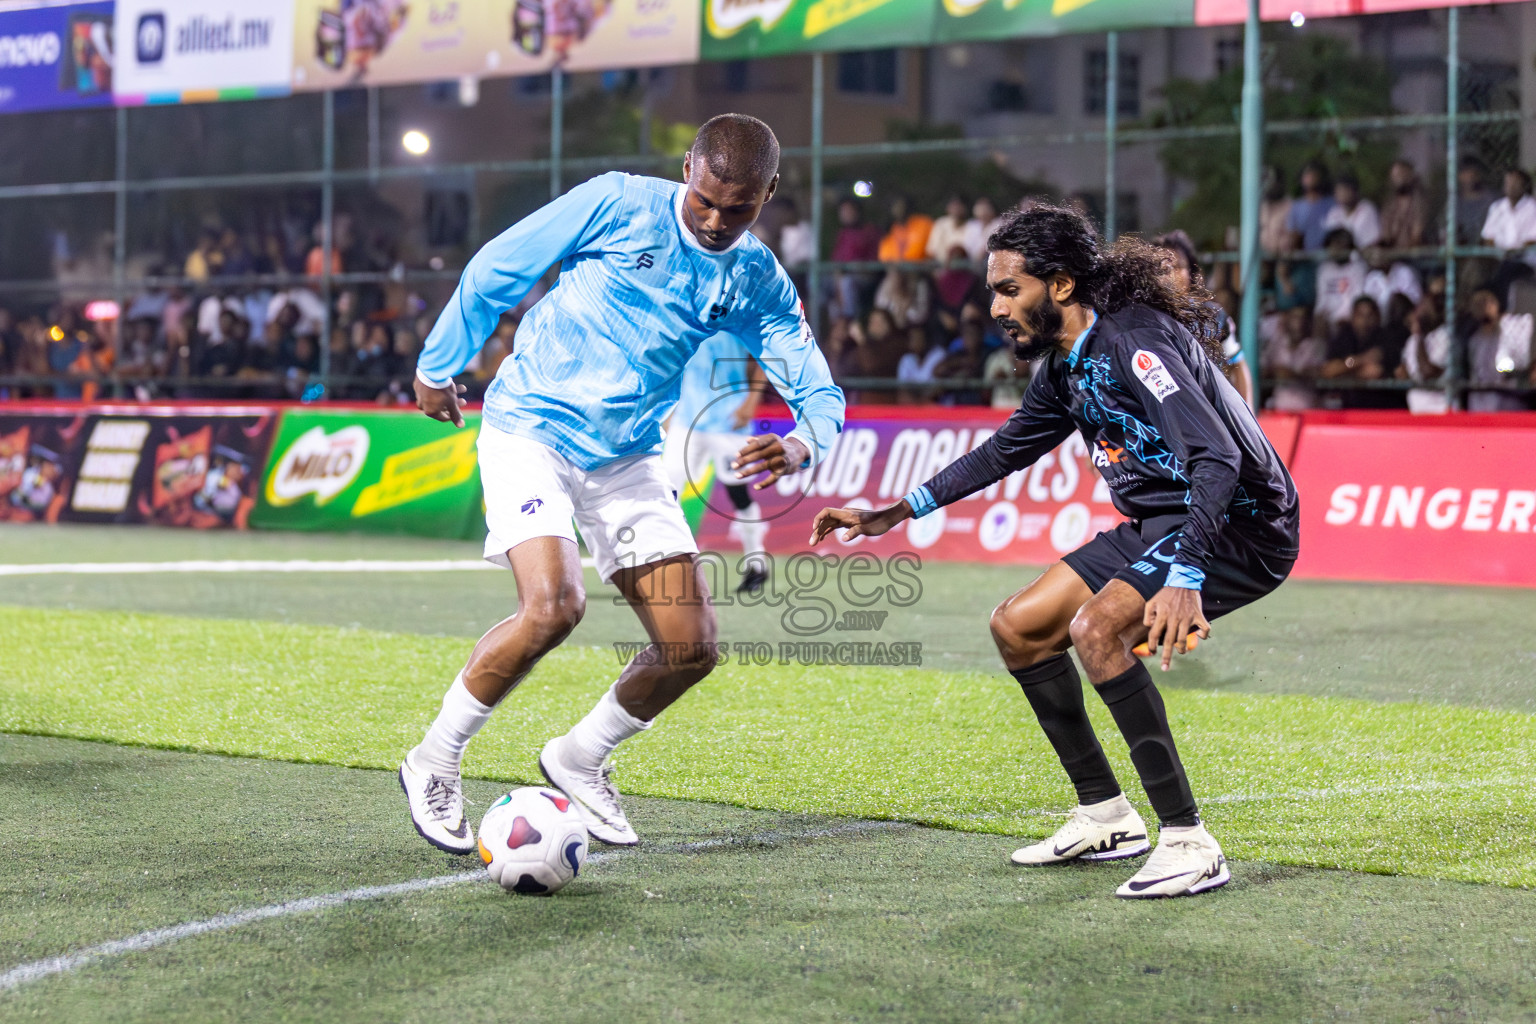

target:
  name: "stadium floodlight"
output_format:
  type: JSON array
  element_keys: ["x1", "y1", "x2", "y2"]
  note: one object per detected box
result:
[
  {"x1": 1290, "y1": 11, "x2": 1305, "y2": 26},
  {"x1": 402, "y1": 130, "x2": 432, "y2": 156},
  {"x1": 853, "y1": 180, "x2": 874, "y2": 197}
]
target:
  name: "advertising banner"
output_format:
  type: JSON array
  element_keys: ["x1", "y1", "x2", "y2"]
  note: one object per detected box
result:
[
  {"x1": 0, "y1": 2, "x2": 114, "y2": 115},
  {"x1": 55, "y1": 407, "x2": 278, "y2": 528},
  {"x1": 702, "y1": 0, "x2": 935, "y2": 60},
  {"x1": 251, "y1": 407, "x2": 485, "y2": 539},
  {"x1": 113, "y1": 0, "x2": 293, "y2": 104},
  {"x1": 0, "y1": 409, "x2": 89, "y2": 523},
  {"x1": 1291, "y1": 415, "x2": 1536, "y2": 587},
  {"x1": 695, "y1": 409, "x2": 1125, "y2": 564},
  {"x1": 693, "y1": 408, "x2": 1304, "y2": 567},
  {"x1": 292, "y1": 0, "x2": 697, "y2": 91},
  {"x1": 1195, "y1": 0, "x2": 1523, "y2": 26},
  {"x1": 936, "y1": 0, "x2": 1193, "y2": 44}
]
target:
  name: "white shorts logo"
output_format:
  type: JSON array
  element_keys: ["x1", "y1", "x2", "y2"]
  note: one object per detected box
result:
[{"x1": 1132, "y1": 349, "x2": 1180, "y2": 402}]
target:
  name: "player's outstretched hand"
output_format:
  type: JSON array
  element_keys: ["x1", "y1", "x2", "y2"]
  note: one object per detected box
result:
[
  {"x1": 1142, "y1": 586, "x2": 1212, "y2": 673},
  {"x1": 414, "y1": 376, "x2": 468, "y2": 428},
  {"x1": 732, "y1": 434, "x2": 810, "y2": 490},
  {"x1": 809, "y1": 502, "x2": 910, "y2": 547}
]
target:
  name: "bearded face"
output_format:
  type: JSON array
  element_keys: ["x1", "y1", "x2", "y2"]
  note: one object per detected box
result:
[{"x1": 986, "y1": 250, "x2": 1066, "y2": 361}]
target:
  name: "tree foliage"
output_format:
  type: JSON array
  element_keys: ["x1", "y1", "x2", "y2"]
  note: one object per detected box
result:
[{"x1": 1155, "y1": 30, "x2": 1398, "y2": 249}]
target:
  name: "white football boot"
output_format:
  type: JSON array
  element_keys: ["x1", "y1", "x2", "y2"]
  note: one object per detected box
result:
[
  {"x1": 1115, "y1": 822, "x2": 1230, "y2": 899},
  {"x1": 538, "y1": 735, "x2": 639, "y2": 847},
  {"x1": 1011, "y1": 794, "x2": 1151, "y2": 866},
  {"x1": 398, "y1": 753, "x2": 475, "y2": 855}
]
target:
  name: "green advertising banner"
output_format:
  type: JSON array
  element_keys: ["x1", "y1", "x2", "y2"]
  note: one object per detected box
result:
[
  {"x1": 703, "y1": 0, "x2": 1196, "y2": 58},
  {"x1": 251, "y1": 408, "x2": 485, "y2": 540},
  {"x1": 935, "y1": 0, "x2": 1194, "y2": 42},
  {"x1": 703, "y1": 0, "x2": 937, "y2": 59}
]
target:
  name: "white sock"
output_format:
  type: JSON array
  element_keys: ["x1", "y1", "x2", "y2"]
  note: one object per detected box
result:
[
  {"x1": 738, "y1": 505, "x2": 767, "y2": 557},
  {"x1": 564, "y1": 684, "x2": 651, "y2": 772},
  {"x1": 410, "y1": 673, "x2": 495, "y2": 777},
  {"x1": 1080, "y1": 793, "x2": 1132, "y2": 823}
]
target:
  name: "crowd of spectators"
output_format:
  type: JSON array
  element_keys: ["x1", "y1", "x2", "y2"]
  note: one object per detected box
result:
[
  {"x1": 0, "y1": 211, "x2": 510, "y2": 404},
  {"x1": 1254, "y1": 155, "x2": 1536, "y2": 411},
  {"x1": 759, "y1": 191, "x2": 1024, "y2": 408},
  {"x1": 5, "y1": 155, "x2": 1536, "y2": 412},
  {"x1": 746, "y1": 154, "x2": 1536, "y2": 411}
]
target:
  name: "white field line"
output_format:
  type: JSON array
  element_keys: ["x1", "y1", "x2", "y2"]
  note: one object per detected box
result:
[
  {"x1": 943, "y1": 777, "x2": 1529, "y2": 824},
  {"x1": 1202, "y1": 776, "x2": 1527, "y2": 806},
  {"x1": 0, "y1": 821, "x2": 909, "y2": 993},
  {"x1": 0, "y1": 558, "x2": 593, "y2": 576}
]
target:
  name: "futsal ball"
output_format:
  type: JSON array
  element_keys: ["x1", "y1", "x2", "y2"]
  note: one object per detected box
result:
[{"x1": 477, "y1": 787, "x2": 589, "y2": 895}]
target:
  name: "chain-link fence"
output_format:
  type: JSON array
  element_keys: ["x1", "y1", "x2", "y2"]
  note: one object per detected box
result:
[{"x1": 1, "y1": 8, "x2": 1532, "y2": 411}]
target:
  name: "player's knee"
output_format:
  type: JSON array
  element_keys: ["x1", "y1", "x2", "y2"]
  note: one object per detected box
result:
[
  {"x1": 990, "y1": 598, "x2": 1063, "y2": 660},
  {"x1": 520, "y1": 587, "x2": 586, "y2": 647},
  {"x1": 988, "y1": 603, "x2": 1021, "y2": 649},
  {"x1": 1067, "y1": 603, "x2": 1116, "y2": 658},
  {"x1": 672, "y1": 612, "x2": 721, "y2": 677}
]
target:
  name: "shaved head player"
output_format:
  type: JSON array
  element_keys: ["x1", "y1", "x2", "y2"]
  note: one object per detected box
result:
[
  {"x1": 403, "y1": 114, "x2": 845, "y2": 852},
  {"x1": 811, "y1": 203, "x2": 1298, "y2": 899}
]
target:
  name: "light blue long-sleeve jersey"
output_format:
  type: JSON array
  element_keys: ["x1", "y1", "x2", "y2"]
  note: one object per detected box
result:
[
  {"x1": 673, "y1": 333, "x2": 755, "y2": 436},
  {"x1": 417, "y1": 171, "x2": 845, "y2": 470}
]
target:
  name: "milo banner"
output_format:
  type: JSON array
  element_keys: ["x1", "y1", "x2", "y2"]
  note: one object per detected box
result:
[
  {"x1": 694, "y1": 409, "x2": 1125, "y2": 564},
  {"x1": 252, "y1": 408, "x2": 485, "y2": 539}
]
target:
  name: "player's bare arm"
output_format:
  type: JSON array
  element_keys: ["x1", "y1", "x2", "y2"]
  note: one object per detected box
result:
[
  {"x1": 413, "y1": 375, "x2": 468, "y2": 428},
  {"x1": 731, "y1": 433, "x2": 810, "y2": 489},
  {"x1": 808, "y1": 500, "x2": 912, "y2": 545}
]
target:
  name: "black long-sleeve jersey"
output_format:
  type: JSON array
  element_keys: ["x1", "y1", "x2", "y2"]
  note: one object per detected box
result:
[{"x1": 905, "y1": 304, "x2": 1299, "y2": 589}]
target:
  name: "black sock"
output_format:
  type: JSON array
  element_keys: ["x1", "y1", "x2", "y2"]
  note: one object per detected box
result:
[
  {"x1": 1011, "y1": 654, "x2": 1121, "y2": 806},
  {"x1": 1096, "y1": 661, "x2": 1200, "y2": 828},
  {"x1": 723, "y1": 483, "x2": 754, "y2": 512}
]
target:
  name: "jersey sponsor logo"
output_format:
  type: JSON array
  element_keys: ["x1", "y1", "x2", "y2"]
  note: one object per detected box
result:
[
  {"x1": 1091, "y1": 440, "x2": 1126, "y2": 468},
  {"x1": 521, "y1": 497, "x2": 545, "y2": 515},
  {"x1": 635, "y1": 252, "x2": 655, "y2": 269},
  {"x1": 1132, "y1": 349, "x2": 1180, "y2": 402}
]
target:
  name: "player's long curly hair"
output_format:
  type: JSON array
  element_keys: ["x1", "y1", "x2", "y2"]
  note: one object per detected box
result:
[{"x1": 986, "y1": 203, "x2": 1224, "y2": 364}]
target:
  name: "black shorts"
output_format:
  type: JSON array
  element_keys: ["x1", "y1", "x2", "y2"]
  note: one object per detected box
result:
[{"x1": 1061, "y1": 515, "x2": 1295, "y2": 620}]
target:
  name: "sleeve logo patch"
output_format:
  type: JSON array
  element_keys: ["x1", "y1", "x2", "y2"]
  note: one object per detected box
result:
[{"x1": 1132, "y1": 349, "x2": 1180, "y2": 402}]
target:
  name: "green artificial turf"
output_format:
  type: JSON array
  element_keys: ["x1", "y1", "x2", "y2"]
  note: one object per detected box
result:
[
  {"x1": 2, "y1": 605, "x2": 1533, "y2": 887},
  {"x1": 3, "y1": 735, "x2": 1534, "y2": 1024},
  {"x1": 5, "y1": 523, "x2": 1535, "y2": 714}
]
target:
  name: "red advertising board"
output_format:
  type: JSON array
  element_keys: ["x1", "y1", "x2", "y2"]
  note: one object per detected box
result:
[
  {"x1": 697, "y1": 407, "x2": 1302, "y2": 566},
  {"x1": 697, "y1": 406, "x2": 1123, "y2": 565},
  {"x1": 1196, "y1": 0, "x2": 1524, "y2": 25},
  {"x1": 1290, "y1": 413, "x2": 1536, "y2": 586}
]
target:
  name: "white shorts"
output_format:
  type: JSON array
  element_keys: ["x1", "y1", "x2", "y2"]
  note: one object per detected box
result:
[
  {"x1": 661, "y1": 426, "x2": 749, "y2": 496},
  {"x1": 478, "y1": 424, "x2": 698, "y2": 583}
]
